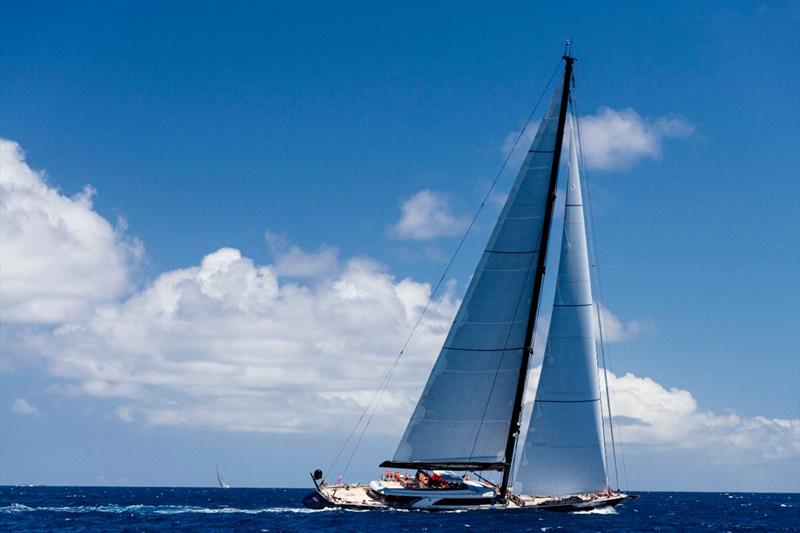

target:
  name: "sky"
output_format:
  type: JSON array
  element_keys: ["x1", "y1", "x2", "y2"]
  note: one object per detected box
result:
[{"x1": 1, "y1": 1, "x2": 798, "y2": 492}]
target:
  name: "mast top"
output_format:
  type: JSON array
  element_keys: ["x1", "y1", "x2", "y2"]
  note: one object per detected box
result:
[{"x1": 563, "y1": 39, "x2": 576, "y2": 63}]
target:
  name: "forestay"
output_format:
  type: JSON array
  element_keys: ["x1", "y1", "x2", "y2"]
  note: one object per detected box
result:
[
  {"x1": 515, "y1": 117, "x2": 608, "y2": 495},
  {"x1": 389, "y1": 82, "x2": 564, "y2": 466}
]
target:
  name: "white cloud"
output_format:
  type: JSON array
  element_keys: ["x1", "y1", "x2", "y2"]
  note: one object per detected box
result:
[
  {"x1": 522, "y1": 367, "x2": 799, "y2": 462},
  {"x1": 503, "y1": 107, "x2": 694, "y2": 172},
  {"x1": 15, "y1": 247, "x2": 457, "y2": 434},
  {"x1": 12, "y1": 240, "x2": 796, "y2": 462},
  {"x1": 0, "y1": 139, "x2": 140, "y2": 323},
  {"x1": 390, "y1": 189, "x2": 468, "y2": 240},
  {"x1": 1, "y1": 138, "x2": 795, "y2": 469},
  {"x1": 603, "y1": 371, "x2": 799, "y2": 461},
  {"x1": 115, "y1": 405, "x2": 133, "y2": 422},
  {"x1": 597, "y1": 304, "x2": 654, "y2": 342},
  {"x1": 11, "y1": 398, "x2": 40, "y2": 416},
  {"x1": 265, "y1": 231, "x2": 339, "y2": 279},
  {"x1": 577, "y1": 108, "x2": 694, "y2": 170}
]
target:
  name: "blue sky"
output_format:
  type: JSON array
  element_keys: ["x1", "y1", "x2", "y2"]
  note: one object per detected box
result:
[{"x1": 1, "y1": 1, "x2": 798, "y2": 492}]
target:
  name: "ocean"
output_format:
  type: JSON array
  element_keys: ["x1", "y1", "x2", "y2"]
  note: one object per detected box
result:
[{"x1": 1, "y1": 486, "x2": 796, "y2": 532}]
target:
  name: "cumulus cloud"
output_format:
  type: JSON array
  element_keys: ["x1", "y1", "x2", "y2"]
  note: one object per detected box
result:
[
  {"x1": 11, "y1": 240, "x2": 796, "y2": 462},
  {"x1": 503, "y1": 107, "x2": 694, "y2": 171},
  {"x1": 15, "y1": 247, "x2": 457, "y2": 433},
  {"x1": 265, "y1": 230, "x2": 339, "y2": 279},
  {"x1": 115, "y1": 405, "x2": 133, "y2": 422},
  {"x1": 390, "y1": 189, "x2": 468, "y2": 240},
  {"x1": 11, "y1": 398, "x2": 40, "y2": 416},
  {"x1": 578, "y1": 108, "x2": 694, "y2": 170},
  {"x1": 605, "y1": 372, "x2": 799, "y2": 461},
  {"x1": 522, "y1": 367, "x2": 799, "y2": 462},
  {"x1": 2, "y1": 137, "x2": 795, "y2": 468},
  {"x1": 0, "y1": 139, "x2": 140, "y2": 323},
  {"x1": 597, "y1": 304, "x2": 654, "y2": 343}
]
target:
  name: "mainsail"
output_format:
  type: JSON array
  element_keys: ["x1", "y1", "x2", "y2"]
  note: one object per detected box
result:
[
  {"x1": 514, "y1": 117, "x2": 608, "y2": 496},
  {"x1": 385, "y1": 78, "x2": 567, "y2": 471}
]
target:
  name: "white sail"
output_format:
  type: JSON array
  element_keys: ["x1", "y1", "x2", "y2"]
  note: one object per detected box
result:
[
  {"x1": 390, "y1": 82, "x2": 565, "y2": 466},
  {"x1": 514, "y1": 117, "x2": 607, "y2": 496},
  {"x1": 216, "y1": 465, "x2": 231, "y2": 489}
]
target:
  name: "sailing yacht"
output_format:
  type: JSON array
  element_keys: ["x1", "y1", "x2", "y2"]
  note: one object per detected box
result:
[
  {"x1": 303, "y1": 51, "x2": 634, "y2": 512},
  {"x1": 216, "y1": 465, "x2": 231, "y2": 489}
]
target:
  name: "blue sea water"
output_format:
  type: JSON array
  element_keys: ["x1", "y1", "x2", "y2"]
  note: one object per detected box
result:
[{"x1": 0, "y1": 487, "x2": 797, "y2": 532}]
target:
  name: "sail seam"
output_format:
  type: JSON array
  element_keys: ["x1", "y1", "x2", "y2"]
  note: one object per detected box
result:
[
  {"x1": 440, "y1": 369, "x2": 517, "y2": 374},
  {"x1": 443, "y1": 346, "x2": 525, "y2": 352},
  {"x1": 535, "y1": 398, "x2": 601, "y2": 403},
  {"x1": 415, "y1": 418, "x2": 511, "y2": 422},
  {"x1": 486, "y1": 249, "x2": 538, "y2": 254},
  {"x1": 458, "y1": 319, "x2": 525, "y2": 325},
  {"x1": 526, "y1": 444, "x2": 604, "y2": 449}
]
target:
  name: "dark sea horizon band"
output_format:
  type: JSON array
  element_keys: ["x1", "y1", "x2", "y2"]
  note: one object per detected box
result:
[{"x1": 0, "y1": 486, "x2": 797, "y2": 533}]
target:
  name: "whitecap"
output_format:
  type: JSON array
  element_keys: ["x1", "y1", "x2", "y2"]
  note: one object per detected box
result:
[
  {"x1": 0, "y1": 503, "x2": 34, "y2": 513},
  {"x1": 570, "y1": 506, "x2": 618, "y2": 515},
  {"x1": 153, "y1": 506, "x2": 335, "y2": 515},
  {"x1": 1, "y1": 503, "x2": 333, "y2": 515}
]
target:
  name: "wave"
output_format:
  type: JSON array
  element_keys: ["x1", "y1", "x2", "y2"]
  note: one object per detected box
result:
[
  {"x1": 2, "y1": 503, "x2": 34, "y2": 512},
  {"x1": 570, "y1": 506, "x2": 618, "y2": 515},
  {"x1": 154, "y1": 506, "x2": 332, "y2": 515},
  {"x1": 0, "y1": 503, "x2": 332, "y2": 515}
]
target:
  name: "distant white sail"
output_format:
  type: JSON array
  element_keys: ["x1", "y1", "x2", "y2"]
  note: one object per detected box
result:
[
  {"x1": 216, "y1": 465, "x2": 231, "y2": 489},
  {"x1": 390, "y1": 82, "x2": 565, "y2": 466},
  {"x1": 515, "y1": 117, "x2": 608, "y2": 496}
]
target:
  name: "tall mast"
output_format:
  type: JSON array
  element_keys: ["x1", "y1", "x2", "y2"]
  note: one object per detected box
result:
[{"x1": 499, "y1": 53, "x2": 574, "y2": 497}]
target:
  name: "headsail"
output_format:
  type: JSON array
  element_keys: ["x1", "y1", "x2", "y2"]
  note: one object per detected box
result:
[
  {"x1": 385, "y1": 79, "x2": 567, "y2": 470},
  {"x1": 514, "y1": 117, "x2": 608, "y2": 496},
  {"x1": 216, "y1": 464, "x2": 231, "y2": 489}
]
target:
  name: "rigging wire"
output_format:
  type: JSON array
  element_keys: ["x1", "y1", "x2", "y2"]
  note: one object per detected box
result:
[
  {"x1": 328, "y1": 58, "x2": 565, "y2": 480},
  {"x1": 572, "y1": 83, "x2": 630, "y2": 491}
]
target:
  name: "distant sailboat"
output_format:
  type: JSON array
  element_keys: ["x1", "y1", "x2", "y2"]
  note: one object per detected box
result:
[
  {"x1": 303, "y1": 48, "x2": 634, "y2": 512},
  {"x1": 216, "y1": 465, "x2": 231, "y2": 489}
]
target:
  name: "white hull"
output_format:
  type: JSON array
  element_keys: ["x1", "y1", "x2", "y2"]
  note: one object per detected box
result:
[{"x1": 304, "y1": 481, "x2": 633, "y2": 512}]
